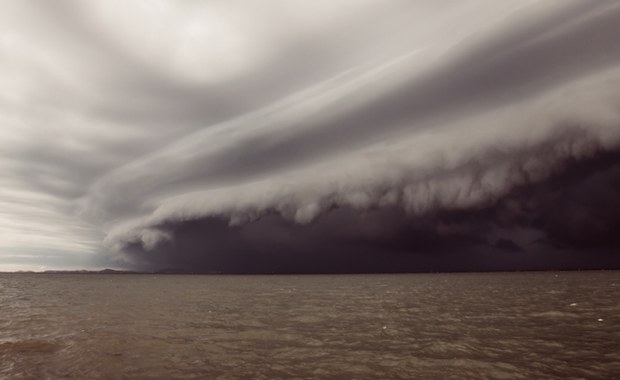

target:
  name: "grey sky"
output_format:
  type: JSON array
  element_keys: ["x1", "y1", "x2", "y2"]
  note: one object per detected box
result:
[{"x1": 1, "y1": 1, "x2": 620, "y2": 271}]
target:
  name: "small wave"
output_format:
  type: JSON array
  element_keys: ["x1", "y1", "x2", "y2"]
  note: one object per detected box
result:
[
  {"x1": 529, "y1": 311, "x2": 579, "y2": 318},
  {"x1": 0, "y1": 339, "x2": 62, "y2": 354}
]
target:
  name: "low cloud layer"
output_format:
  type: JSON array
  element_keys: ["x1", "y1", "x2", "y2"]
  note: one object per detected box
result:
[{"x1": 1, "y1": 1, "x2": 620, "y2": 271}]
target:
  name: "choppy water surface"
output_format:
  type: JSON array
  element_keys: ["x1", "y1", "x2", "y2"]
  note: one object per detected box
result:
[{"x1": 1, "y1": 272, "x2": 619, "y2": 379}]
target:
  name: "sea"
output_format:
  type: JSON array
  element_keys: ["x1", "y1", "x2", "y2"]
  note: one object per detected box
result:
[{"x1": 1, "y1": 271, "x2": 619, "y2": 379}]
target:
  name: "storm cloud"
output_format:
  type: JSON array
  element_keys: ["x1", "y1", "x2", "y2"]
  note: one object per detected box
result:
[{"x1": 1, "y1": 0, "x2": 620, "y2": 271}]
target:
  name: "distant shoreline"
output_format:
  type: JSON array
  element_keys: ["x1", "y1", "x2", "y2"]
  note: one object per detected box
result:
[{"x1": 1, "y1": 268, "x2": 618, "y2": 275}]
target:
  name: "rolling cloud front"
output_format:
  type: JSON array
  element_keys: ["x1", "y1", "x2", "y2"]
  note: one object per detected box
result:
[{"x1": 2, "y1": 0, "x2": 620, "y2": 272}]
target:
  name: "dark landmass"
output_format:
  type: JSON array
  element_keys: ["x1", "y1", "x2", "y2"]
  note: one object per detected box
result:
[
  {"x1": 1, "y1": 268, "x2": 617, "y2": 275},
  {"x1": 41, "y1": 269, "x2": 139, "y2": 274},
  {"x1": 0, "y1": 268, "x2": 219, "y2": 275}
]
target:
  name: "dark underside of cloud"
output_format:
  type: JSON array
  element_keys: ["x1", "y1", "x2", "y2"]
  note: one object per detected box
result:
[{"x1": 122, "y1": 149, "x2": 620, "y2": 273}]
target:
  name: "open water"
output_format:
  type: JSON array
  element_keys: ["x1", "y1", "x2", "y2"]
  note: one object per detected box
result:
[{"x1": 1, "y1": 271, "x2": 619, "y2": 379}]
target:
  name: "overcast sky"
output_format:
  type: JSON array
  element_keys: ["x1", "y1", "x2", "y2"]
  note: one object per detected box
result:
[{"x1": 2, "y1": 0, "x2": 620, "y2": 272}]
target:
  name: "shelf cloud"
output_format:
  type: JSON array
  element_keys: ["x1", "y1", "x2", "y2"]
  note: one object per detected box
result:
[{"x1": 2, "y1": 0, "x2": 620, "y2": 271}]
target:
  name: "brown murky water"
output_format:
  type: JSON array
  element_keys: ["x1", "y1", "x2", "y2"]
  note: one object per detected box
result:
[{"x1": 1, "y1": 272, "x2": 619, "y2": 379}]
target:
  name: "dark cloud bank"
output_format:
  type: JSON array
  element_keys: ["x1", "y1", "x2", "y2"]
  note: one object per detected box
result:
[{"x1": 120, "y1": 144, "x2": 620, "y2": 273}]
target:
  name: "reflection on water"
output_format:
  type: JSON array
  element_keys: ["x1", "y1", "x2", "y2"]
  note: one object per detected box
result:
[{"x1": 1, "y1": 272, "x2": 619, "y2": 379}]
